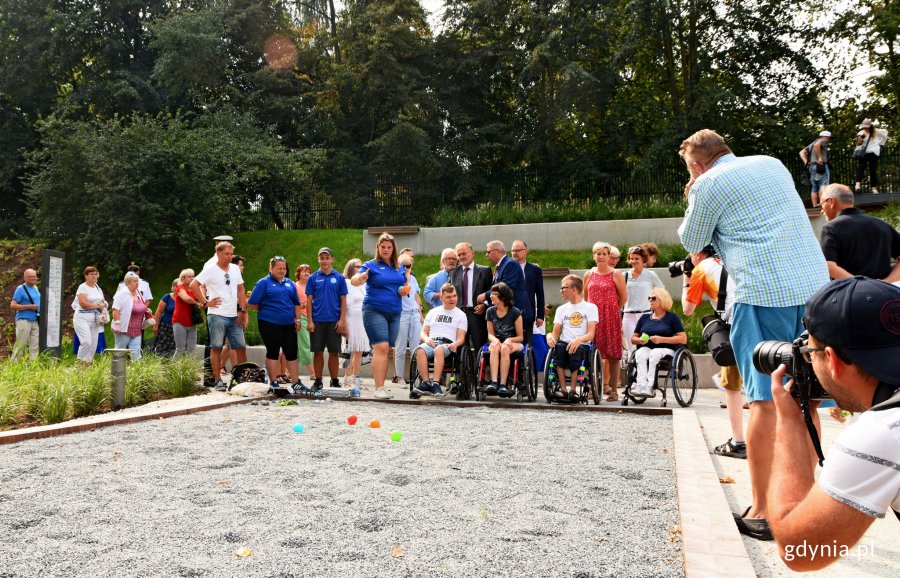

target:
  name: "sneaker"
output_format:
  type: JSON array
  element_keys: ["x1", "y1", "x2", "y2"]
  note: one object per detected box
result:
[
  {"x1": 295, "y1": 381, "x2": 311, "y2": 393},
  {"x1": 432, "y1": 383, "x2": 445, "y2": 397},
  {"x1": 714, "y1": 438, "x2": 747, "y2": 459},
  {"x1": 374, "y1": 387, "x2": 393, "y2": 399},
  {"x1": 497, "y1": 383, "x2": 512, "y2": 397},
  {"x1": 213, "y1": 379, "x2": 228, "y2": 392},
  {"x1": 330, "y1": 378, "x2": 341, "y2": 388},
  {"x1": 484, "y1": 382, "x2": 498, "y2": 395},
  {"x1": 312, "y1": 379, "x2": 323, "y2": 391},
  {"x1": 413, "y1": 381, "x2": 433, "y2": 396},
  {"x1": 284, "y1": 383, "x2": 295, "y2": 395}
]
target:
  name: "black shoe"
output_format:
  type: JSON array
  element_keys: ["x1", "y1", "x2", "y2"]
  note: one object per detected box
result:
[
  {"x1": 497, "y1": 384, "x2": 512, "y2": 397},
  {"x1": 733, "y1": 507, "x2": 773, "y2": 541},
  {"x1": 484, "y1": 382, "x2": 498, "y2": 395},
  {"x1": 312, "y1": 379, "x2": 323, "y2": 391},
  {"x1": 330, "y1": 378, "x2": 341, "y2": 388}
]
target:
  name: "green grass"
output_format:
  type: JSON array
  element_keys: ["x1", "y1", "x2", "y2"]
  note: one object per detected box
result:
[{"x1": 0, "y1": 353, "x2": 203, "y2": 429}]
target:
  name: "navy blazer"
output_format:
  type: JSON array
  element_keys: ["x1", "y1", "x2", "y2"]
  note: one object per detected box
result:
[
  {"x1": 522, "y1": 262, "x2": 544, "y2": 321},
  {"x1": 485, "y1": 256, "x2": 530, "y2": 314}
]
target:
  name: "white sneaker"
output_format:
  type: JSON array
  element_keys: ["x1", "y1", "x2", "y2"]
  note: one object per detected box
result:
[
  {"x1": 374, "y1": 388, "x2": 393, "y2": 399},
  {"x1": 712, "y1": 373, "x2": 723, "y2": 392}
]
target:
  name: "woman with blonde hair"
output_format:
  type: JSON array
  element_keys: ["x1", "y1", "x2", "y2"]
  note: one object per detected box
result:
[
  {"x1": 584, "y1": 241, "x2": 627, "y2": 401},
  {"x1": 629, "y1": 287, "x2": 687, "y2": 397},
  {"x1": 172, "y1": 268, "x2": 215, "y2": 356},
  {"x1": 112, "y1": 271, "x2": 151, "y2": 359},
  {"x1": 351, "y1": 233, "x2": 410, "y2": 399}
]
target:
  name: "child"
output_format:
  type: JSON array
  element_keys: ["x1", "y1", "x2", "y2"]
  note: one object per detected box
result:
[
  {"x1": 412, "y1": 283, "x2": 468, "y2": 397},
  {"x1": 546, "y1": 275, "x2": 598, "y2": 399}
]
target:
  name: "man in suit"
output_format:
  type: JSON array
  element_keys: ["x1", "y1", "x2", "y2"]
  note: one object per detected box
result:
[
  {"x1": 449, "y1": 242, "x2": 492, "y2": 351},
  {"x1": 478, "y1": 240, "x2": 530, "y2": 334},
  {"x1": 511, "y1": 239, "x2": 544, "y2": 343}
]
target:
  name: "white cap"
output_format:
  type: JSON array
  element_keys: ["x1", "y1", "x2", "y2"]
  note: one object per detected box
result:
[{"x1": 819, "y1": 130, "x2": 832, "y2": 137}]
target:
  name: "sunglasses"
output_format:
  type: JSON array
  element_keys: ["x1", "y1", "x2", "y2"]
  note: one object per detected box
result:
[
  {"x1": 648, "y1": 296, "x2": 658, "y2": 301},
  {"x1": 628, "y1": 246, "x2": 642, "y2": 254},
  {"x1": 224, "y1": 272, "x2": 230, "y2": 286},
  {"x1": 270, "y1": 255, "x2": 286, "y2": 265}
]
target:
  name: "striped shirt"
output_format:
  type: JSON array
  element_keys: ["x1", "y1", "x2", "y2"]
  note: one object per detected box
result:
[{"x1": 678, "y1": 153, "x2": 828, "y2": 307}]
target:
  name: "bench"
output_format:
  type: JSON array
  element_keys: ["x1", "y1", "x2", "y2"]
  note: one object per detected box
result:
[{"x1": 366, "y1": 226, "x2": 421, "y2": 236}]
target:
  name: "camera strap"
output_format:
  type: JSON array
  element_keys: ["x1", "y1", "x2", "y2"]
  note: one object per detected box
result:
[{"x1": 716, "y1": 266, "x2": 728, "y2": 318}]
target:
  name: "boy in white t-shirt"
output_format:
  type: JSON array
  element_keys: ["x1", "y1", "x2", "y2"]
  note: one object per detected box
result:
[
  {"x1": 413, "y1": 283, "x2": 468, "y2": 397},
  {"x1": 546, "y1": 275, "x2": 599, "y2": 399}
]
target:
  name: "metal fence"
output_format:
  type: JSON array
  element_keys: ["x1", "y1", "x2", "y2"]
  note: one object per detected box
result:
[{"x1": 240, "y1": 149, "x2": 898, "y2": 231}]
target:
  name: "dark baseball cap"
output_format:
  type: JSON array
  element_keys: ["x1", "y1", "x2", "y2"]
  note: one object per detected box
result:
[
  {"x1": 803, "y1": 276, "x2": 900, "y2": 383},
  {"x1": 317, "y1": 247, "x2": 333, "y2": 257}
]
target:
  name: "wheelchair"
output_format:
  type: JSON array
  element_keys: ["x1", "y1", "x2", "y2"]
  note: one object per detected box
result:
[
  {"x1": 542, "y1": 342, "x2": 602, "y2": 405},
  {"x1": 622, "y1": 346, "x2": 697, "y2": 407},
  {"x1": 408, "y1": 340, "x2": 473, "y2": 400},
  {"x1": 473, "y1": 343, "x2": 538, "y2": 402}
]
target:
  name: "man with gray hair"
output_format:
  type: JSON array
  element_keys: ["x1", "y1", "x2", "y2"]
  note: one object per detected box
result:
[
  {"x1": 10, "y1": 268, "x2": 40, "y2": 360},
  {"x1": 479, "y1": 240, "x2": 530, "y2": 340},
  {"x1": 424, "y1": 248, "x2": 458, "y2": 308},
  {"x1": 819, "y1": 183, "x2": 900, "y2": 282}
]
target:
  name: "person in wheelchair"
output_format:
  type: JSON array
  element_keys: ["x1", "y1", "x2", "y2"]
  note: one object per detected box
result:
[
  {"x1": 412, "y1": 283, "x2": 468, "y2": 397},
  {"x1": 629, "y1": 288, "x2": 687, "y2": 397},
  {"x1": 546, "y1": 275, "x2": 598, "y2": 400},
  {"x1": 484, "y1": 282, "x2": 524, "y2": 397}
]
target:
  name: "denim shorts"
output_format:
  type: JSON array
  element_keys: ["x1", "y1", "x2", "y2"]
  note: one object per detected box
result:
[
  {"x1": 362, "y1": 306, "x2": 401, "y2": 346},
  {"x1": 730, "y1": 303, "x2": 804, "y2": 403},
  {"x1": 207, "y1": 314, "x2": 246, "y2": 349},
  {"x1": 415, "y1": 342, "x2": 454, "y2": 362}
]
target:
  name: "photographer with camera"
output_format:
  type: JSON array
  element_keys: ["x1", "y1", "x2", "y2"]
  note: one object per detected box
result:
[
  {"x1": 766, "y1": 277, "x2": 900, "y2": 571},
  {"x1": 678, "y1": 129, "x2": 829, "y2": 541},
  {"x1": 680, "y1": 246, "x2": 746, "y2": 459}
]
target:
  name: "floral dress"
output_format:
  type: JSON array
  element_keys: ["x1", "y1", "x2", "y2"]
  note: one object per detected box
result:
[{"x1": 586, "y1": 269, "x2": 622, "y2": 360}]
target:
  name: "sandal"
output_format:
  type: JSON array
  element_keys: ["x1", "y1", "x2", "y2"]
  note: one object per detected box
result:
[{"x1": 605, "y1": 393, "x2": 619, "y2": 402}]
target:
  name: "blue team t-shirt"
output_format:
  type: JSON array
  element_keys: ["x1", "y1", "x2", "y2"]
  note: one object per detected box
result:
[
  {"x1": 249, "y1": 274, "x2": 301, "y2": 326},
  {"x1": 634, "y1": 311, "x2": 685, "y2": 350},
  {"x1": 360, "y1": 258, "x2": 407, "y2": 313},
  {"x1": 305, "y1": 269, "x2": 347, "y2": 322},
  {"x1": 13, "y1": 284, "x2": 40, "y2": 322}
]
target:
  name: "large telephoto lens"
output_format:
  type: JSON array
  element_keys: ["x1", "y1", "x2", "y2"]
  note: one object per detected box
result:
[{"x1": 752, "y1": 340, "x2": 794, "y2": 375}]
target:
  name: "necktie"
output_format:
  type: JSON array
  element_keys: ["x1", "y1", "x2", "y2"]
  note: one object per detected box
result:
[{"x1": 463, "y1": 267, "x2": 470, "y2": 307}]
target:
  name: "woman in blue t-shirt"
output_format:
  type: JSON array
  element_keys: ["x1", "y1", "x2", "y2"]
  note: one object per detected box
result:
[
  {"x1": 630, "y1": 288, "x2": 686, "y2": 397},
  {"x1": 351, "y1": 233, "x2": 410, "y2": 399},
  {"x1": 248, "y1": 256, "x2": 302, "y2": 386},
  {"x1": 151, "y1": 279, "x2": 178, "y2": 356}
]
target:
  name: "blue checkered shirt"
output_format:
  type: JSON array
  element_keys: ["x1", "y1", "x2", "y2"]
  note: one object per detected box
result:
[{"x1": 678, "y1": 153, "x2": 828, "y2": 307}]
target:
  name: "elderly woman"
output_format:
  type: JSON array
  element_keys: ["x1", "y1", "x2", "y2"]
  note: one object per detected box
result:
[
  {"x1": 112, "y1": 271, "x2": 150, "y2": 359},
  {"x1": 172, "y1": 268, "x2": 214, "y2": 356},
  {"x1": 622, "y1": 245, "x2": 665, "y2": 355},
  {"x1": 72, "y1": 266, "x2": 108, "y2": 364},
  {"x1": 629, "y1": 288, "x2": 687, "y2": 397},
  {"x1": 584, "y1": 241, "x2": 627, "y2": 401},
  {"x1": 151, "y1": 279, "x2": 179, "y2": 356},
  {"x1": 248, "y1": 256, "x2": 303, "y2": 387},
  {"x1": 393, "y1": 253, "x2": 423, "y2": 386},
  {"x1": 351, "y1": 233, "x2": 410, "y2": 399},
  {"x1": 342, "y1": 258, "x2": 369, "y2": 395}
]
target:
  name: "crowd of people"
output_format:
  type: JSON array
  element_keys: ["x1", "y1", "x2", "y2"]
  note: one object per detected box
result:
[{"x1": 7, "y1": 124, "x2": 900, "y2": 573}]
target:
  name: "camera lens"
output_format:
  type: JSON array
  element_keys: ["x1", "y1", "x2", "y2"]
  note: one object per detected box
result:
[{"x1": 752, "y1": 340, "x2": 794, "y2": 375}]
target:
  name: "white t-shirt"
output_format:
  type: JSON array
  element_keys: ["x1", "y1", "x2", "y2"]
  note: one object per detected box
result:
[
  {"x1": 555, "y1": 300, "x2": 599, "y2": 343},
  {"x1": 623, "y1": 268, "x2": 664, "y2": 313},
  {"x1": 196, "y1": 261, "x2": 243, "y2": 317},
  {"x1": 73, "y1": 283, "x2": 104, "y2": 311},
  {"x1": 423, "y1": 306, "x2": 468, "y2": 343},
  {"x1": 818, "y1": 406, "x2": 900, "y2": 519}
]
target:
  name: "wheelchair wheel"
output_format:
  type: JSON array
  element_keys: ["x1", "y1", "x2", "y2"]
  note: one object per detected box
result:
[
  {"x1": 542, "y1": 349, "x2": 560, "y2": 403},
  {"x1": 408, "y1": 356, "x2": 422, "y2": 399},
  {"x1": 623, "y1": 351, "x2": 645, "y2": 404},
  {"x1": 456, "y1": 345, "x2": 474, "y2": 401},
  {"x1": 671, "y1": 348, "x2": 698, "y2": 407},
  {"x1": 474, "y1": 346, "x2": 488, "y2": 401},
  {"x1": 590, "y1": 348, "x2": 602, "y2": 405},
  {"x1": 525, "y1": 348, "x2": 538, "y2": 402}
]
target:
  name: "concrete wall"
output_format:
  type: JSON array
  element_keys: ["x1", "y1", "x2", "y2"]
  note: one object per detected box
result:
[{"x1": 364, "y1": 217, "x2": 686, "y2": 254}]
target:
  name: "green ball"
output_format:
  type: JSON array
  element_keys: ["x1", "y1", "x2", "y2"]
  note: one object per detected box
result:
[{"x1": 390, "y1": 430, "x2": 402, "y2": 442}]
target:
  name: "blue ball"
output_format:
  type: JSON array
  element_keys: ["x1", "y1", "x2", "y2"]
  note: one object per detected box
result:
[{"x1": 292, "y1": 423, "x2": 305, "y2": 433}]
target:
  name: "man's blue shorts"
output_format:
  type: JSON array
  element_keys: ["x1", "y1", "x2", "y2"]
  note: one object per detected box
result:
[{"x1": 207, "y1": 314, "x2": 246, "y2": 350}]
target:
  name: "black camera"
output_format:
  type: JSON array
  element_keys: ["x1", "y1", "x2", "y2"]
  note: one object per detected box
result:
[
  {"x1": 752, "y1": 334, "x2": 831, "y2": 400},
  {"x1": 667, "y1": 256, "x2": 694, "y2": 278}
]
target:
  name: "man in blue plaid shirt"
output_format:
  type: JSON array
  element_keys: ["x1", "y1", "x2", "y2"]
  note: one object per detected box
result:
[{"x1": 678, "y1": 129, "x2": 829, "y2": 541}]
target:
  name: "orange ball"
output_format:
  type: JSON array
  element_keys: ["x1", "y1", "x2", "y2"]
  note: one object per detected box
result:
[{"x1": 369, "y1": 419, "x2": 381, "y2": 429}]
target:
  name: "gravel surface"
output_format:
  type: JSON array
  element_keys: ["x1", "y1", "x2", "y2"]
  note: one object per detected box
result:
[{"x1": 1, "y1": 402, "x2": 682, "y2": 577}]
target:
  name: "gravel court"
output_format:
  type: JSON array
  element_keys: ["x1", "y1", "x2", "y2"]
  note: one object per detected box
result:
[{"x1": 1, "y1": 402, "x2": 682, "y2": 577}]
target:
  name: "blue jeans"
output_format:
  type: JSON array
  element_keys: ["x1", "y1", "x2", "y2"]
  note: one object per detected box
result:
[
  {"x1": 362, "y1": 306, "x2": 401, "y2": 346},
  {"x1": 207, "y1": 314, "x2": 246, "y2": 349},
  {"x1": 114, "y1": 333, "x2": 142, "y2": 360},
  {"x1": 809, "y1": 164, "x2": 829, "y2": 193},
  {"x1": 394, "y1": 309, "x2": 423, "y2": 377}
]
